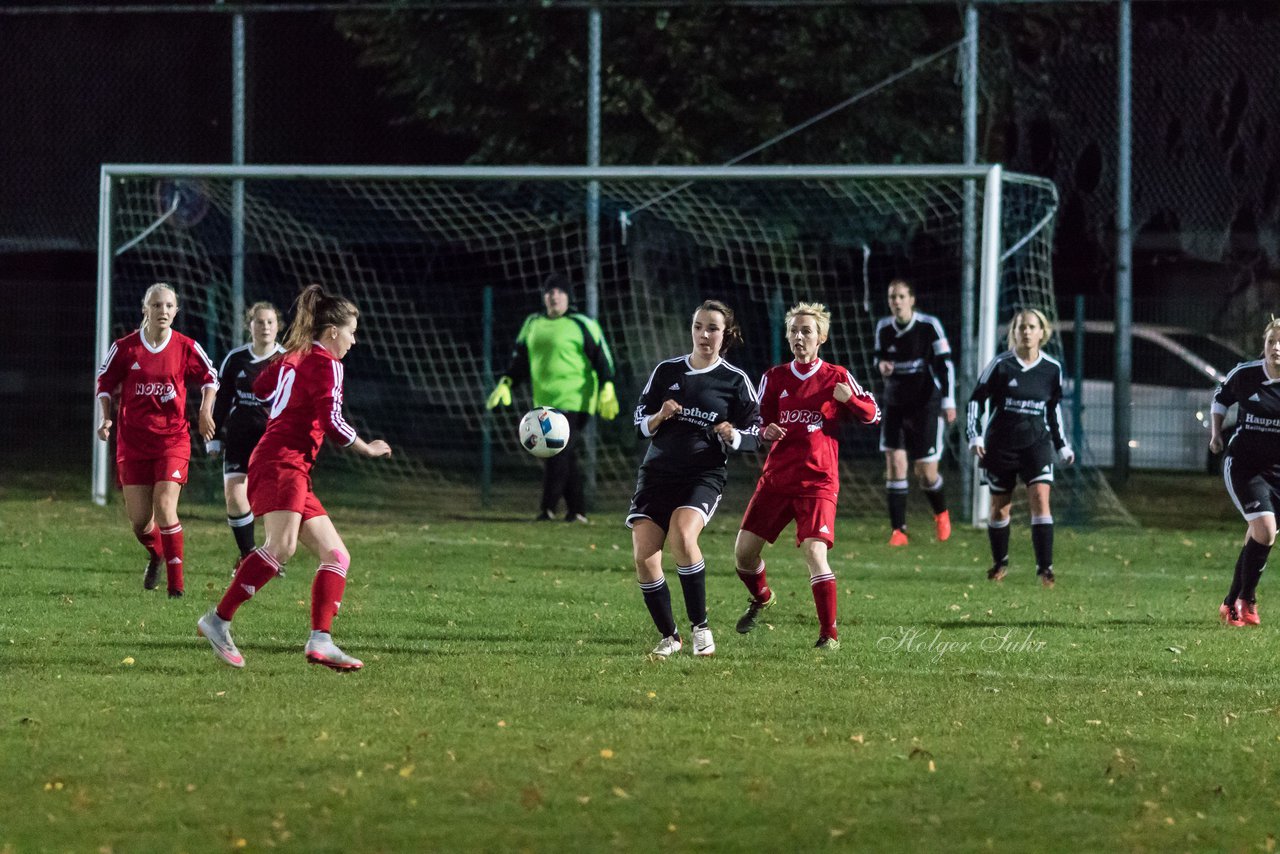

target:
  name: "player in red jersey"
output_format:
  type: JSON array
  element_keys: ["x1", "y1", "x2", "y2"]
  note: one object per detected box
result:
[
  {"x1": 732, "y1": 302, "x2": 880, "y2": 650},
  {"x1": 96, "y1": 283, "x2": 218, "y2": 597},
  {"x1": 197, "y1": 284, "x2": 392, "y2": 671}
]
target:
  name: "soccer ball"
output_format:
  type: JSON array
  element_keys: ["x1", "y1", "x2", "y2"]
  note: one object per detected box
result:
[{"x1": 518, "y1": 407, "x2": 571, "y2": 458}]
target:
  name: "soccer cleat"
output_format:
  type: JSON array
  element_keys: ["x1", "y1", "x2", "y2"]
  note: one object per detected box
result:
[
  {"x1": 987, "y1": 563, "x2": 1008, "y2": 582},
  {"x1": 1037, "y1": 567, "x2": 1055, "y2": 588},
  {"x1": 649, "y1": 634, "x2": 682, "y2": 659},
  {"x1": 735, "y1": 590, "x2": 776, "y2": 634},
  {"x1": 197, "y1": 610, "x2": 245, "y2": 669},
  {"x1": 934, "y1": 510, "x2": 952, "y2": 542},
  {"x1": 691, "y1": 624, "x2": 716, "y2": 656},
  {"x1": 534, "y1": 509, "x2": 555, "y2": 522},
  {"x1": 1236, "y1": 599, "x2": 1260, "y2": 626},
  {"x1": 888, "y1": 529, "x2": 909, "y2": 547},
  {"x1": 305, "y1": 634, "x2": 364, "y2": 671},
  {"x1": 168, "y1": 588, "x2": 184, "y2": 599},
  {"x1": 143, "y1": 556, "x2": 162, "y2": 591},
  {"x1": 566, "y1": 513, "x2": 589, "y2": 524},
  {"x1": 814, "y1": 636, "x2": 841, "y2": 651},
  {"x1": 1219, "y1": 602, "x2": 1245, "y2": 627}
]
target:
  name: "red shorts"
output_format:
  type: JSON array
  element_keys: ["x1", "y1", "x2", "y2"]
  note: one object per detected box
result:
[
  {"x1": 740, "y1": 486, "x2": 837, "y2": 548},
  {"x1": 248, "y1": 465, "x2": 327, "y2": 521},
  {"x1": 117, "y1": 454, "x2": 189, "y2": 487}
]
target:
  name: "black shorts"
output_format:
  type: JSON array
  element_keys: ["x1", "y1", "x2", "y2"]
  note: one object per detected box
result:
[
  {"x1": 626, "y1": 469, "x2": 726, "y2": 532},
  {"x1": 981, "y1": 440, "x2": 1055, "y2": 494},
  {"x1": 880, "y1": 401, "x2": 944, "y2": 462},
  {"x1": 1223, "y1": 455, "x2": 1280, "y2": 521},
  {"x1": 222, "y1": 420, "x2": 266, "y2": 478}
]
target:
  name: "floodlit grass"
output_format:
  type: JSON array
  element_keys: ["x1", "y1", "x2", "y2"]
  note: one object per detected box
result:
[{"x1": 2, "y1": 470, "x2": 1279, "y2": 852}]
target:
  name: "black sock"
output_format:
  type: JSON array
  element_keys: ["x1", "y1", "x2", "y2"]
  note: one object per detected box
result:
[
  {"x1": 677, "y1": 561, "x2": 708, "y2": 628},
  {"x1": 1031, "y1": 516, "x2": 1054, "y2": 573},
  {"x1": 1225, "y1": 549, "x2": 1247, "y2": 606},
  {"x1": 923, "y1": 476, "x2": 948, "y2": 515},
  {"x1": 1239, "y1": 537, "x2": 1272, "y2": 603},
  {"x1": 639, "y1": 577, "x2": 677, "y2": 638},
  {"x1": 886, "y1": 480, "x2": 909, "y2": 531},
  {"x1": 228, "y1": 512, "x2": 255, "y2": 557},
  {"x1": 988, "y1": 520, "x2": 1011, "y2": 567}
]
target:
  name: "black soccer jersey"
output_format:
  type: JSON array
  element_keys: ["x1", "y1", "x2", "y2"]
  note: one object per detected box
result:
[
  {"x1": 633, "y1": 356, "x2": 761, "y2": 476},
  {"x1": 967, "y1": 351, "x2": 1067, "y2": 452},
  {"x1": 1214, "y1": 360, "x2": 1280, "y2": 467},
  {"x1": 211, "y1": 342, "x2": 285, "y2": 443},
  {"x1": 874, "y1": 312, "x2": 955, "y2": 409}
]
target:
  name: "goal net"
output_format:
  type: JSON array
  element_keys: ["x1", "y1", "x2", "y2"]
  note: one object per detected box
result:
[{"x1": 95, "y1": 165, "x2": 1134, "y2": 526}]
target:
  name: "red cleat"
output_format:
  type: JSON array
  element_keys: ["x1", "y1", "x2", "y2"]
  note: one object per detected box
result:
[
  {"x1": 1236, "y1": 599, "x2": 1260, "y2": 626},
  {"x1": 934, "y1": 510, "x2": 952, "y2": 542},
  {"x1": 1219, "y1": 602, "x2": 1245, "y2": 627},
  {"x1": 888, "y1": 529, "x2": 909, "y2": 547}
]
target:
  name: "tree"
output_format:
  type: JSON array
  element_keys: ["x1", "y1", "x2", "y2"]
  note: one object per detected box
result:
[{"x1": 337, "y1": 6, "x2": 966, "y2": 165}]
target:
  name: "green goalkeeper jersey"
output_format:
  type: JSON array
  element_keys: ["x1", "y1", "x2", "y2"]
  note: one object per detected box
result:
[{"x1": 503, "y1": 312, "x2": 616, "y2": 414}]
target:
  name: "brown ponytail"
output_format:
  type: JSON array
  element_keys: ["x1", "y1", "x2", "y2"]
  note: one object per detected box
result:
[{"x1": 283, "y1": 284, "x2": 359, "y2": 355}]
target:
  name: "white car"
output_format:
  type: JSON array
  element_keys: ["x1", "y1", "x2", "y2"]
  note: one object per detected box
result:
[{"x1": 1054, "y1": 322, "x2": 1246, "y2": 471}]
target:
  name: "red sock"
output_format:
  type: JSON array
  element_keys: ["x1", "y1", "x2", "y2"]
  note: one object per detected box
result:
[
  {"x1": 810, "y1": 573, "x2": 838, "y2": 640},
  {"x1": 311, "y1": 562, "x2": 348, "y2": 632},
  {"x1": 159, "y1": 524, "x2": 184, "y2": 593},
  {"x1": 217, "y1": 548, "x2": 281, "y2": 620},
  {"x1": 736, "y1": 559, "x2": 771, "y2": 602},
  {"x1": 136, "y1": 524, "x2": 161, "y2": 562}
]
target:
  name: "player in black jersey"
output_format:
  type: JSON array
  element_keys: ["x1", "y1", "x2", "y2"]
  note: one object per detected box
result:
[
  {"x1": 967, "y1": 308, "x2": 1074, "y2": 586},
  {"x1": 207, "y1": 302, "x2": 284, "y2": 562},
  {"x1": 627, "y1": 300, "x2": 761, "y2": 659},
  {"x1": 1209, "y1": 317, "x2": 1280, "y2": 627},
  {"x1": 875, "y1": 279, "x2": 956, "y2": 546}
]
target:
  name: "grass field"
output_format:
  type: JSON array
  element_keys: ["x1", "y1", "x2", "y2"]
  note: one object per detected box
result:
[{"x1": 2, "y1": 468, "x2": 1279, "y2": 853}]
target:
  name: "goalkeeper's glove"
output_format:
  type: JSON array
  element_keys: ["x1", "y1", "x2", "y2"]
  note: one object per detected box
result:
[
  {"x1": 598, "y1": 381, "x2": 620, "y2": 421},
  {"x1": 486, "y1": 376, "x2": 513, "y2": 409}
]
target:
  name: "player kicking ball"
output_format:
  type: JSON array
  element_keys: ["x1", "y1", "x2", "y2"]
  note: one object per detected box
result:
[{"x1": 198, "y1": 284, "x2": 391, "y2": 671}]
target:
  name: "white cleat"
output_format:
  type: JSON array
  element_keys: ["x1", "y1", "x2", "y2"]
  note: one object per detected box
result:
[
  {"x1": 692, "y1": 624, "x2": 716, "y2": 657},
  {"x1": 304, "y1": 632, "x2": 364, "y2": 672},
  {"x1": 649, "y1": 634, "x2": 682, "y2": 659},
  {"x1": 197, "y1": 610, "x2": 245, "y2": 669}
]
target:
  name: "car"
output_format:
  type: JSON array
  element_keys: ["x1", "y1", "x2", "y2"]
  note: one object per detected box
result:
[{"x1": 1053, "y1": 321, "x2": 1246, "y2": 471}]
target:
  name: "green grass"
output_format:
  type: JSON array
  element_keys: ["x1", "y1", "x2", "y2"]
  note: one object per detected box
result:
[{"x1": 2, "y1": 470, "x2": 1279, "y2": 853}]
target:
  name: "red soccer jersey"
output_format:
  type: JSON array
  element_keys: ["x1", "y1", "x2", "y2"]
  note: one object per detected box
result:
[
  {"x1": 250, "y1": 343, "x2": 357, "y2": 474},
  {"x1": 96, "y1": 329, "x2": 218, "y2": 459},
  {"x1": 756, "y1": 358, "x2": 880, "y2": 498}
]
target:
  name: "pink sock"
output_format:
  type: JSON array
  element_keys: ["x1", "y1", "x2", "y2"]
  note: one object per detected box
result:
[
  {"x1": 736, "y1": 559, "x2": 771, "y2": 602},
  {"x1": 217, "y1": 548, "x2": 281, "y2": 620},
  {"x1": 159, "y1": 524, "x2": 184, "y2": 593},
  {"x1": 136, "y1": 524, "x2": 161, "y2": 562},
  {"x1": 810, "y1": 573, "x2": 838, "y2": 640},
  {"x1": 311, "y1": 563, "x2": 348, "y2": 632}
]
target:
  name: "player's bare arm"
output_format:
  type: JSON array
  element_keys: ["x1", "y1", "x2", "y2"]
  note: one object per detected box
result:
[
  {"x1": 1209, "y1": 411, "x2": 1226, "y2": 455},
  {"x1": 351, "y1": 437, "x2": 392, "y2": 458},
  {"x1": 198, "y1": 386, "x2": 217, "y2": 442},
  {"x1": 96, "y1": 397, "x2": 112, "y2": 441}
]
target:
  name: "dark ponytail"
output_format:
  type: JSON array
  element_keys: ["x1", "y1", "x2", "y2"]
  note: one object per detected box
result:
[
  {"x1": 693, "y1": 299, "x2": 743, "y2": 355},
  {"x1": 283, "y1": 284, "x2": 359, "y2": 354}
]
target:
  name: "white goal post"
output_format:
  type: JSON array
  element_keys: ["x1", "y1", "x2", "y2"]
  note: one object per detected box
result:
[{"x1": 95, "y1": 163, "x2": 1124, "y2": 526}]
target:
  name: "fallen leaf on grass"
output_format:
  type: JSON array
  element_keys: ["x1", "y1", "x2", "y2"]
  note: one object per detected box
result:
[{"x1": 611, "y1": 786, "x2": 629, "y2": 799}]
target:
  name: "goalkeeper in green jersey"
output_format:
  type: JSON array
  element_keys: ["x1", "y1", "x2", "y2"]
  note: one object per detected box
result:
[{"x1": 487, "y1": 274, "x2": 620, "y2": 522}]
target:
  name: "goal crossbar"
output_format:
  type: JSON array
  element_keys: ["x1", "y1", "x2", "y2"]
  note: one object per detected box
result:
[{"x1": 93, "y1": 162, "x2": 1016, "y2": 520}]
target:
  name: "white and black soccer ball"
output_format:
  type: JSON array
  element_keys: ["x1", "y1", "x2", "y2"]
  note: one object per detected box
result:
[{"x1": 518, "y1": 407, "x2": 570, "y2": 459}]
